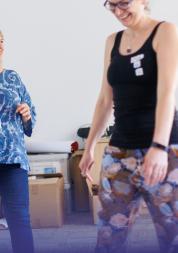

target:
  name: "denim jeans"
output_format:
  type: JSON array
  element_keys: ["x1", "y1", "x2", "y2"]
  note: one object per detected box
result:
[
  {"x1": 0, "y1": 167, "x2": 34, "y2": 253},
  {"x1": 95, "y1": 145, "x2": 178, "y2": 253}
]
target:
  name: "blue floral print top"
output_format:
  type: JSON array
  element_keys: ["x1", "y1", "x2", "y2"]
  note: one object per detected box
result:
[{"x1": 0, "y1": 69, "x2": 36, "y2": 170}]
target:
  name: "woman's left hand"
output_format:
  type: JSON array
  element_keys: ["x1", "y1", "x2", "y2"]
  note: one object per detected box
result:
[
  {"x1": 141, "y1": 147, "x2": 168, "y2": 187},
  {"x1": 16, "y1": 103, "x2": 31, "y2": 122}
]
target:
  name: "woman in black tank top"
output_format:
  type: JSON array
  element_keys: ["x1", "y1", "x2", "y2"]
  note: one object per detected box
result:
[{"x1": 80, "y1": 1, "x2": 178, "y2": 253}]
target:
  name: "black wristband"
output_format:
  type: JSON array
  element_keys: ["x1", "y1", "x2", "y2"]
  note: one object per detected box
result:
[{"x1": 151, "y1": 142, "x2": 170, "y2": 153}]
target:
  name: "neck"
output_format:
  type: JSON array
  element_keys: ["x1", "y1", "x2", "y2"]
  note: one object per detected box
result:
[
  {"x1": 127, "y1": 16, "x2": 153, "y2": 36},
  {"x1": 0, "y1": 59, "x2": 3, "y2": 73}
]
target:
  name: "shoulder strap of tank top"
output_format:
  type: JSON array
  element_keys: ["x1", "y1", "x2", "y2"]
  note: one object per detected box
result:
[
  {"x1": 148, "y1": 21, "x2": 165, "y2": 41},
  {"x1": 110, "y1": 31, "x2": 123, "y2": 59}
]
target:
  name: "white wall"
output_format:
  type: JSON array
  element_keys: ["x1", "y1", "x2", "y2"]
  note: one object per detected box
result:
[{"x1": 0, "y1": 0, "x2": 178, "y2": 141}]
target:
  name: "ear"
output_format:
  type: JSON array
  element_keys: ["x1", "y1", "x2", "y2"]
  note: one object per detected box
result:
[
  {"x1": 140, "y1": 0, "x2": 149, "y2": 11},
  {"x1": 143, "y1": 0, "x2": 149, "y2": 7}
]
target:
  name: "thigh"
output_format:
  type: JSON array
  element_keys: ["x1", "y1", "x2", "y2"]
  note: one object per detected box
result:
[
  {"x1": 0, "y1": 168, "x2": 29, "y2": 209},
  {"x1": 142, "y1": 145, "x2": 178, "y2": 209},
  {"x1": 96, "y1": 146, "x2": 144, "y2": 253},
  {"x1": 167, "y1": 145, "x2": 178, "y2": 184},
  {"x1": 143, "y1": 146, "x2": 178, "y2": 241},
  {"x1": 98, "y1": 146, "x2": 142, "y2": 223}
]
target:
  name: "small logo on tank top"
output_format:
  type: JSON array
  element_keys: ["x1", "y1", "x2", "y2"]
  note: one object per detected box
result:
[{"x1": 130, "y1": 54, "x2": 144, "y2": 76}]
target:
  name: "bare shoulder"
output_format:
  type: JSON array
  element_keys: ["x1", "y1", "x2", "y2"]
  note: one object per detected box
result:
[
  {"x1": 105, "y1": 32, "x2": 117, "y2": 51},
  {"x1": 157, "y1": 22, "x2": 178, "y2": 41},
  {"x1": 107, "y1": 32, "x2": 117, "y2": 42},
  {"x1": 153, "y1": 22, "x2": 178, "y2": 51}
]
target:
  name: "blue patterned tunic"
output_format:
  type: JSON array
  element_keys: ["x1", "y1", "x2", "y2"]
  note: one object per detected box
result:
[{"x1": 0, "y1": 69, "x2": 36, "y2": 170}]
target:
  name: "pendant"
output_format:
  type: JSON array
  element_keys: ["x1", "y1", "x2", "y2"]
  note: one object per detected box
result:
[{"x1": 127, "y1": 48, "x2": 132, "y2": 54}]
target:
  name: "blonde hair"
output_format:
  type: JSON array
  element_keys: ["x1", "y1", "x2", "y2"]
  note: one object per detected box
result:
[
  {"x1": 144, "y1": 1, "x2": 150, "y2": 13},
  {"x1": 0, "y1": 31, "x2": 4, "y2": 39}
]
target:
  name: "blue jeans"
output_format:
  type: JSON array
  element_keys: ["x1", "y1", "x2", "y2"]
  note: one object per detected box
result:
[{"x1": 0, "y1": 167, "x2": 34, "y2": 253}]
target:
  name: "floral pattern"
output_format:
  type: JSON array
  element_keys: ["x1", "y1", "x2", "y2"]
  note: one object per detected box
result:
[{"x1": 95, "y1": 145, "x2": 178, "y2": 253}]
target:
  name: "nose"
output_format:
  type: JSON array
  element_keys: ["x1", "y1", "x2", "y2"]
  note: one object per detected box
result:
[{"x1": 115, "y1": 7, "x2": 125, "y2": 16}]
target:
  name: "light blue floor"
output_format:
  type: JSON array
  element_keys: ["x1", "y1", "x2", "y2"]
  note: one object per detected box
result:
[{"x1": 0, "y1": 210, "x2": 159, "y2": 253}]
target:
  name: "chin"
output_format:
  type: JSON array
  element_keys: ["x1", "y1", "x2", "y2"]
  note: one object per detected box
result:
[
  {"x1": 120, "y1": 20, "x2": 134, "y2": 28},
  {"x1": 117, "y1": 13, "x2": 134, "y2": 27}
]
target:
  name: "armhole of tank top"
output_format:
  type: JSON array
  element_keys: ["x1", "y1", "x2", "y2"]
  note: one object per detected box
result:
[
  {"x1": 110, "y1": 31, "x2": 123, "y2": 60},
  {"x1": 150, "y1": 21, "x2": 165, "y2": 51}
]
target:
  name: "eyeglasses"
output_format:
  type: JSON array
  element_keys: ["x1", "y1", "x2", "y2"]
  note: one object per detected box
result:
[{"x1": 104, "y1": 0, "x2": 133, "y2": 12}]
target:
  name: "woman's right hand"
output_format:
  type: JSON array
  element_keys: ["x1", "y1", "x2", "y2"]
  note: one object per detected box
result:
[{"x1": 79, "y1": 150, "x2": 94, "y2": 181}]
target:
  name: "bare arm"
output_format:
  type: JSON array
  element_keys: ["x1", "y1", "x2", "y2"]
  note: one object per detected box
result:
[
  {"x1": 143, "y1": 22, "x2": 178, "y2": 186},
  {"x1": 79, "y1": 34, "x2": 116, "y2": 177},
  {"x1": 153, "y1": 22, "x2": 178, "y2": 145},
  {"x1": 84, "y1": 34, "x2": 116, "y2": 153}
]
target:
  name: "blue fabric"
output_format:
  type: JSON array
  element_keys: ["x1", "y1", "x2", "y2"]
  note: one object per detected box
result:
[
  {"x1": 0, "y1": 167, "x2": 34, "y2": 253},
  {"x1": 0, "y1": 69, "x2": 36, "y2": 171}
]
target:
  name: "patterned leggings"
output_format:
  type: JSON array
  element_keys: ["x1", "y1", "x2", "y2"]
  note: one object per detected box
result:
[{"x1": 95, "y1": 145, "x2": 178, "y2": 253}]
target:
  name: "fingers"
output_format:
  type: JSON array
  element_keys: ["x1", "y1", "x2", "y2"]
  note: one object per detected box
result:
[
  {"x1": 79, "y1": 156, "x2": 94, "y2": 181},
  {"x1": 16, "y1": 104, "x2": 26, "y2": 113},
  {"x1": 142, "y1": 162, "x2": 168, "y2": 187},
  {"x1": 19, "y1": 108, "x2": 29, "y2": 115},
  {"x1": 85, "y1": 172, "x2": 94, "y2": 183},
  {"x1": 16, "y1": 103, "x2": 31, "y2": 120},
  {"x1": 80, "y1": 160, "x2": 94, "y2": 177},
  {"x1": 159, "y1": 165, "x2": 167, "y2": 183},
  {"x1": 16, "y1": 103, "x2": 29, "y2": 113},
  {"x1": 149, "y1": 165, "x2": 161, "y2": 186}
]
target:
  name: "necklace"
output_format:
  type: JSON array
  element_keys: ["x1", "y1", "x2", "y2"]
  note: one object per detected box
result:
[
  {"x1": 126, "y1": 30, "x2": 135, "y2": 54},
  {"x1": 125, "y1": 19, "x2": 154, "y2": 54},
  {"x1": 126, "y1": 47, "x2": 132, "y2": 54}
]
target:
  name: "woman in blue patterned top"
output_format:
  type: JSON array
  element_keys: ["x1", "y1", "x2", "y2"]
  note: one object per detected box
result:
[{"x1": 0, "y1": 31, "x2": 36, "y2": 253}]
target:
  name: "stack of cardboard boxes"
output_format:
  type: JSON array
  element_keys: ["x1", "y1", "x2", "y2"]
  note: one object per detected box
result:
[
  {"x1": 69, "y1": 150, "x2": 90, "y2": 212},
  {"x1": 28, "y1": 153, "x2": 70, "y2": 228},
  {"x1": 29, "y1": 177, "x2": 64, "y2": 228}
]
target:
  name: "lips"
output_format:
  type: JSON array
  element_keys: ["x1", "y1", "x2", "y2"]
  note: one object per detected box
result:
[{"x1": 120, "y1": 13, "x2": 131, "y2": 21}]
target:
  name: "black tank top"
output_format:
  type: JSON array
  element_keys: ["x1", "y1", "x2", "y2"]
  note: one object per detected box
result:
[{"x1": 108, "y1": 22, "x2": 178, "y2": 149}]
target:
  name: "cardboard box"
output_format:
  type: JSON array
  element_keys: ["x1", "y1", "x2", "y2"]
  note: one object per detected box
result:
[
  {"x1": 70, "y1": 150, "x2": 90, "y2": 212},
  {"x1": 28, "y1": 153, "x2": 70, "y2": 185},
  {"x1": 86, "y1": 138, "x2": 109, "y2": 195},
  {"x1": 29, "y1": 177, "x2": 64, "y2": 228},
  {"x1": 90, "y1": 195, "x2": 102, "y2": 225}
]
